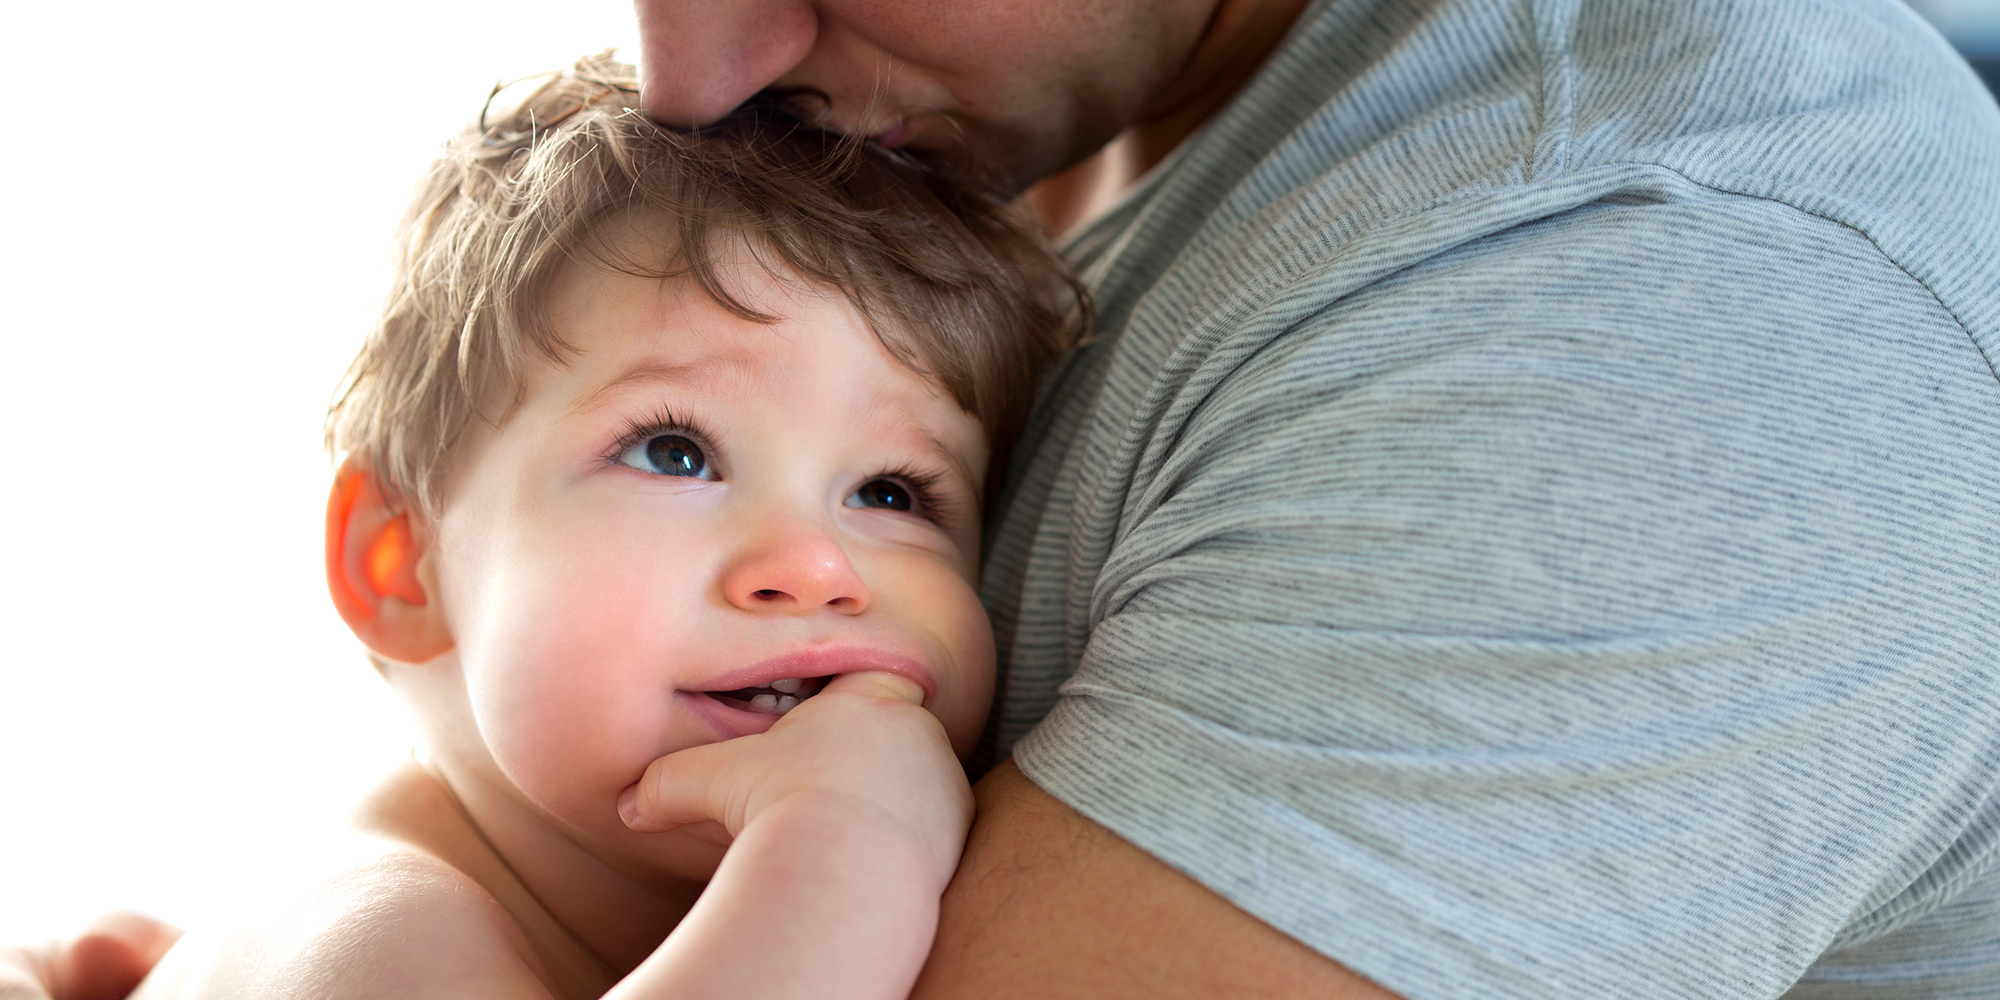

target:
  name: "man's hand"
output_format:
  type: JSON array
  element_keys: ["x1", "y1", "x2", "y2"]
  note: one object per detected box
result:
[
  {"x1": 0, "y1": 913, "x2": 181, "y2": 1000},
  {"x1": 618, "y1": 671, "x2": 975, "y2": 887}
]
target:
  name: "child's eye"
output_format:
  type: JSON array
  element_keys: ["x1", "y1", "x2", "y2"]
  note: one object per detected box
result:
[
  {"x1": 847, "y1": 478, "x2": 915, "y2": 512},
  {"x1": 843, "y1": 466, "x2": 956, "y2": 526},
  {"x1": 619, "y1": 434, "x2": 714, "y2": 479}
]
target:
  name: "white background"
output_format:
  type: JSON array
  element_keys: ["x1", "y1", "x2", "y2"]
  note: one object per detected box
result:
[
  {"x1": 0, "y1": 0, "x2": 635, "y2": 944},
  {"x1": 2, "y1": 0, "x2": 1997, "y2": 955}
]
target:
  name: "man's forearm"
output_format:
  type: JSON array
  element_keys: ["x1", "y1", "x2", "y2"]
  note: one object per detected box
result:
[{"x1": 911, "y1": 760, "x2": 1401, "y2": 1000}]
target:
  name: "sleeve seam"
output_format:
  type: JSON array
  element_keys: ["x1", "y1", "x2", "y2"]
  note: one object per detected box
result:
[{"x1": 1637, "y1": 160, "x2": 1999, "y2": 388}]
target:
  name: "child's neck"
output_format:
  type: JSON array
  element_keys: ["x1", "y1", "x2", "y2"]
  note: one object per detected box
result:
[{"x1": 353, "y1": 759, "x2": 707, "y2": 997}]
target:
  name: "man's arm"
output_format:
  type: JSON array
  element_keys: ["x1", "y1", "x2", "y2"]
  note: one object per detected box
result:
[{"x1": 911, "y1": 761, "x2": 1404, "y2": 1000}]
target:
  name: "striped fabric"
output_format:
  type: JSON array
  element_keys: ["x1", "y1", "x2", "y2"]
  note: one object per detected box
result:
[{"x1": 978, "y1": 0, "x2": 2000, "y2": 996}]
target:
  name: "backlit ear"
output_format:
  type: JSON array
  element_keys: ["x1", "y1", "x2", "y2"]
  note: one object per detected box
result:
[{"x1": 325, "y1": 460, "x2": 454, "y2": 664}]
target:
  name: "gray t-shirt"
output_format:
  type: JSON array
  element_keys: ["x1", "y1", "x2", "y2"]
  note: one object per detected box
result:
[{"x1": 978, "y1": 0, "x2": 2000, "y2": 997}]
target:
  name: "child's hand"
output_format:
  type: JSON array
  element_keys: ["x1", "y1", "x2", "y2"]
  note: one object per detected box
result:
[
  {"x1": 0, "y1": 912, "x2": 181, "y2": 1000},
  {"x1": 617, "y1": 672, "x2": 974, "y2": 888},
  {"x1": 605, "y1": 674, "x2": 971, "y2": 999}
]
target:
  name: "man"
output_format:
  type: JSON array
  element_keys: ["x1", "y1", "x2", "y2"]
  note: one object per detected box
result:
[{"x1": 12, "y1": 0, "x2": 1999, "y2": 996}]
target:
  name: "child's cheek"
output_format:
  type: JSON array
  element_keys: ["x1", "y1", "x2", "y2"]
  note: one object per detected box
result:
[
  {"x1": 454, "y1": 517, "x2": 698, "y2": 828},
  {"x1": 881, "y1": 551, "x2": 996, "y2": 757},
  {"x1": 939, "y1": 590, "x2": 998, "y2": 757}
]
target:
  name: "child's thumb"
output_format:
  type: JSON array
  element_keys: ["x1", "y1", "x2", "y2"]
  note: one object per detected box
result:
[
  {"x1": 820, "y1": 670, "x2": 927, "y2": 705},
  {"x1": 618, "y1": 741, "x2": 741, "y2": 834}
]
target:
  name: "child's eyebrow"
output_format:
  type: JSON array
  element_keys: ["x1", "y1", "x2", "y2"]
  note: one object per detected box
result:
[
  {"x1": 918, "y1": 425, "x2": 983, "y2": 490},
  {"x1": 568, "y1": 357, "x2": 746, "y2": 415}
]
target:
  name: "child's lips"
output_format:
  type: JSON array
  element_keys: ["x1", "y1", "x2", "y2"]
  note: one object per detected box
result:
[
  {"x1": 692, "y1": 647, "x2": 938, "y2": 704},
  {"x1": 679, "y1": 687, "x2": 791, "y2": 740},
  {"x1": 705, "y1": 675, "x2": 828, "y2": 717},
  {"x1": 679, "y1": 646, "x2": 939, "y2": 741}
]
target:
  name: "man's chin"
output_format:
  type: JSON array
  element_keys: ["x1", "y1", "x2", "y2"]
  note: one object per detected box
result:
[{"x1": 915, "y1": 129, "x2": 1077, "y2": 199}]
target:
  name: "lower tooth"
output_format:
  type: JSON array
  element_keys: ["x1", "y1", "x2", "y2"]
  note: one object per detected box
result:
[
  {"x1": 776, "y1": 695, "x2": 800, "y2": 713},
  {"x1": 750, "y1": 693, "x2": 779, "y2": 712}
]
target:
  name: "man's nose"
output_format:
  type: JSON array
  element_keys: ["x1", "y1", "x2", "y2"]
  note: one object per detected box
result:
[
  {"x1": 720, "y1": 515, "x2": 871, "y2": 615},
  {"x1": 633, "y1": 0, "x2": 820, "y2": 127}
]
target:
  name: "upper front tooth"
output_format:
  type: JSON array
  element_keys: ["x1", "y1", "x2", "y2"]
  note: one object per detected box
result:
[{"x1": 770, "y1": 678, "x2": 803, "y2": 694}]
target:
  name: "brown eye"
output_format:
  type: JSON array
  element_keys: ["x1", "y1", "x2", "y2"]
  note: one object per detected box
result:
[
  {"x1": 852, "y1": 478, "x2": 913, "y2": 512},
  {"x1": 619, "y1": 434, "x2": 710, "y2": 478}
]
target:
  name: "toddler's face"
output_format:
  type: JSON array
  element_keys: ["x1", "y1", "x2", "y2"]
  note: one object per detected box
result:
[{"x1": 424, "y1": 242, "x2": 994, "y2": 877}]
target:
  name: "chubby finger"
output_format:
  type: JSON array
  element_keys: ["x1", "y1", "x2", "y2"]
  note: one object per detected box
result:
[
  {"x1": 819, "y1": 670, "x2": 926, "y2": 705},
  {"x1": 56, "y1": 935, "x2": 156, "y2": 1000},
  {"x1": 61, "y1": 912, "x2": 181, "y2": 1000},
  {"x1": 0, "y1": 912, "x2": 184, "y2": 1000},
  {"x1": 619, "y1": 739, "x2": 746, "y2": 834},
  {"x1": 73, "y1": 912, "x2": 180, "y2": 970},
  {"x1": 0, "y1": 941, "x2": 61, "y2": 1000}
]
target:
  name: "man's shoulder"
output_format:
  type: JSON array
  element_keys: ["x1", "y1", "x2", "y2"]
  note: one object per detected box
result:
[{"x1": 1101, "y1": 0, "x2": 1999, "y2": 334}]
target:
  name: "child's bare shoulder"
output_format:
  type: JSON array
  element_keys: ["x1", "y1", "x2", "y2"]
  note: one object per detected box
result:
[
  {"x1": 143, "y1": 846, "x2": 550, "y2": 999},
  {"x1": 317, "y1": 844, "x2": 554, "y2": 991},
  {"x1": 130, "y1": 764, "x2": 567, "y2": 1000}
]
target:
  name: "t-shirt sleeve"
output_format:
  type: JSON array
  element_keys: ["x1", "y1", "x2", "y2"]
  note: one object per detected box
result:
[{"x1": 1008, "y1": 196, "x2": 2000, "y2": 1000}]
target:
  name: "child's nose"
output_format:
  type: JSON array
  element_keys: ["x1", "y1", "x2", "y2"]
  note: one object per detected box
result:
[{"x1": 720, "y1": 518, "x2": 870, "y2": 616}]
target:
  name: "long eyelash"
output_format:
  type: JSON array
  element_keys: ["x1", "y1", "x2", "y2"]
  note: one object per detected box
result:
[
  {"x1": 876, "y1": 463, "x2": 961, "y2": 526},
  {"x1": 602, "y1": 405, "x2": 722, "y2": 467}
]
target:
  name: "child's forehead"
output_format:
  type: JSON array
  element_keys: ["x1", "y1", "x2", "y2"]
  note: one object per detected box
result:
[
  {"x1": 530, "y1": 251, "x2": 986, "y2": 460},
  {"x1": 545, "y1": 249, "x2": 879, "y2": 396},
  {"x1": 548, "y1": 226, "x2": 790, "y2": 330}
]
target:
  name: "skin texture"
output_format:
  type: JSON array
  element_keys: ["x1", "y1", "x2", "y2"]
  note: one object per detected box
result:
[
  {"x1": 633, "y1": 0, "x2": 1218, "y2": 193},
  {"x1": 1021, "y1": 0, "x2": 1315, "y2": 236},
  {"x1": 635, "y1": 0, "x2": 1315, "y2": 232},
  {"x1": 117, "y1": 236, "x2": 999, "y2": 1000},
  {"x1": 403, "y1": 240, "x2": 994, "y2": 970},
  {"x1": 387, "y1": 236, "x2": 995, "y2": 992}
]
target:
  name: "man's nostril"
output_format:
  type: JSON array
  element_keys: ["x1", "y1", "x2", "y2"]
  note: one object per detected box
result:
[{"x1": 754, "y1": 589, "x2": 783, "y2": 600}]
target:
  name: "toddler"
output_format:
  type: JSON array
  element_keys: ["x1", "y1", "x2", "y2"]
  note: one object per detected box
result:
[{"x1": 130, "y1": 54, "x2": 1078, "y2": 1000}]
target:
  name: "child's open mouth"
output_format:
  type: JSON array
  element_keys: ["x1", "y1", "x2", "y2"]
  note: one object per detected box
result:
[{"x1": 706, "y1": 676, "x2": 829, "y2": 716}]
